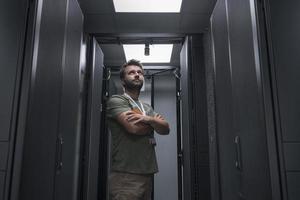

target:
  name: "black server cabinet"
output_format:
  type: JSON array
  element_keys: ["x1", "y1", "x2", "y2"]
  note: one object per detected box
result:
[
  {"x1": 81, "y1": 37, "x2": 105, "y2": 200},
  {"x1": 262, "y1": 0, "x2": 300, "y2": 199},
  {"x1": 53, "y1": 0, "x2": 84, "y2": 199},
  {"x1": 180, "y1": 36, "x2": 211, "y2": 200},
  {"x1": 180, "y1": 37, "x2": 193, "y2": 200},
  {"x1": 14, "y1": 0, "x2": 85, "y2": 199},
  {"x1": 209, "y1": 0, "x2": 275, "y2": 199},
  {"x1": 0, "y1": 0, "x2": 29, "y2": 199}
]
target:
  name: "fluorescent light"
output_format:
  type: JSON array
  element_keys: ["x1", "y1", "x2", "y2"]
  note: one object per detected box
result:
[
  {"x1": 113, "y1": 0, "x2": 182, "y2": 13},
  {"x1": 123, "y1": 44, "x2": 173, "y2": 63}
]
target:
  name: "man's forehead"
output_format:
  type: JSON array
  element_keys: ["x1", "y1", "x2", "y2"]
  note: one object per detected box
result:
[{"x1": 125, "y1": 65, "x2": 143, "y2": 72}]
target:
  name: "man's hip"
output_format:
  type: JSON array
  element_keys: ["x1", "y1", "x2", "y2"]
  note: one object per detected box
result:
[{"x1": 109, "y1": 171, "x2": 153, "y2": 200}]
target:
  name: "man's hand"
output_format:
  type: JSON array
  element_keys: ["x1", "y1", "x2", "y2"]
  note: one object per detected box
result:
[
  {"x1": 126, "y1": 111, "x2": 152, "y2": 125},
  {"x1": 116, "y1": 111, "x2": 153, "y2": 135},
  {"x1": 126, "y1": 112, "x2": 169, "y2": 135},
  {"x1": 154, "y1": 114, "x2": 165, "y2": 120}
]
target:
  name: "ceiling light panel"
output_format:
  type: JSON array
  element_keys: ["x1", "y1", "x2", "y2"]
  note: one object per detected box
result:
[
  {"x1": 123, "y1": 44, "x2": 173, "y2": 63},
  {"x1": 113, "y1": 0, "x2": 182, "y2": 13}
]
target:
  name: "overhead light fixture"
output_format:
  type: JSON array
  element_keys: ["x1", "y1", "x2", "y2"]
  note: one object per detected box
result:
[
  {"x1": 123, "y1": 44, "x2": 173, "y2": 63},
  {"x1": 113, "y1": 0, "x2": 182, "y2": 13}
]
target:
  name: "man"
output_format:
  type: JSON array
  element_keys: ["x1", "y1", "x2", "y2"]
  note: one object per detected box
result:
[{"x1": 106, "y1": 59, "x2": 170, "y2": 200}]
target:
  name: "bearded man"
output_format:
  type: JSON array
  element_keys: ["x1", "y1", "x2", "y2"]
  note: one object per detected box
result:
[{"x1": 106, "y1": 59, "x2": 170, "y2": 200}]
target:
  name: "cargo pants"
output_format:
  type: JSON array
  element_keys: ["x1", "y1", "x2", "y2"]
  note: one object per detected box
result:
[{"x1": 109, "y1": 172, "x2": 153, "y2": 200}]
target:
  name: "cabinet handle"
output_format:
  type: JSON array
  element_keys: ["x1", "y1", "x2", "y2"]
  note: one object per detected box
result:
[
  {"x1": 56, "y1": 136, "x2": 63, "y2": 173},
  {"x1": 234, "y1": 136, "x2": 242, "y2": 171}
]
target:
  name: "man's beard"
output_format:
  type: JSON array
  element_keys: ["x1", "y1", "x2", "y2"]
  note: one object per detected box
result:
[{"x1": 123, "y1": 79, "x2": 143, "y2": 91}]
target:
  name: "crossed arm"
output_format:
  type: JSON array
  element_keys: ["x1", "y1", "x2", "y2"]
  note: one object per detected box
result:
[{"x1": 116, "y1": 111, "x2": 170, "y2": 135}]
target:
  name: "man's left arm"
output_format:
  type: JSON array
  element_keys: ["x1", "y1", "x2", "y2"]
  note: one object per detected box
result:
[{"x1": 126, "y1": 113, "x2": 170, "y2": 135}]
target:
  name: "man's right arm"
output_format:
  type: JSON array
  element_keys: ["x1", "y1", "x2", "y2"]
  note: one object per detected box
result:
[{"x1": 116, "y1": 111, "x2": 153, "y2": 135}]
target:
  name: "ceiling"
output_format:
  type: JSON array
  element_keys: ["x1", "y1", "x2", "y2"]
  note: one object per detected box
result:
[{"x1": 78, "y1": 0, "x2": 217, "y2": 67}]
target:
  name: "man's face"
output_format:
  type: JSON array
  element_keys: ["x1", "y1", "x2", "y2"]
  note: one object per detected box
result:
[{"x1": 122, "y1": 65, "x2": 144, "y2": 91}]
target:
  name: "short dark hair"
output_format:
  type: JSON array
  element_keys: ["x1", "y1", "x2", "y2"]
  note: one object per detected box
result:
[{"x1": 119, "y1": 59, "x2": 144, "y2": 80}]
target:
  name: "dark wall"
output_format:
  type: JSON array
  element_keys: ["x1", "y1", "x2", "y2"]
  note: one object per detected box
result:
[
  {"x1": 266, "y1": 1, "x2": 300, "y2": 199},
  {"x1": 0, "y1": 0, "x2": 28, "y2": 199}
]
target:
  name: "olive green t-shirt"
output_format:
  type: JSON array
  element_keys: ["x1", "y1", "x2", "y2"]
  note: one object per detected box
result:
[{"x1": 106, "y1": 94, "x2": 158, "y2": 174}]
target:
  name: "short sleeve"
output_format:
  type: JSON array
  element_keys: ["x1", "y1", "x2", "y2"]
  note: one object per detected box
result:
[{"x1": 106, "y1": 95, "x2": 131, "y2": 119}]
